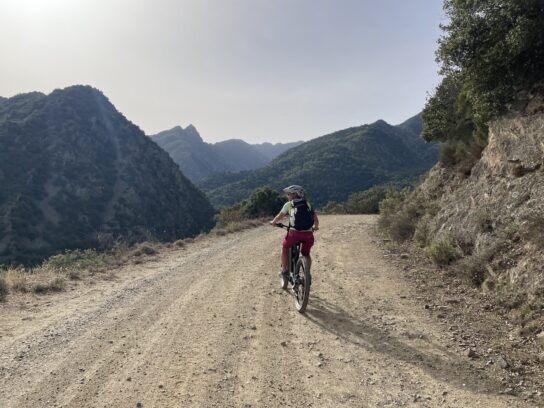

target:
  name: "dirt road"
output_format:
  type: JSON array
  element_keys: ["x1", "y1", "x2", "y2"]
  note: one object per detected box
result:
[{"x1": 0, "y1": 215, "x2": 536, "y2": 407}]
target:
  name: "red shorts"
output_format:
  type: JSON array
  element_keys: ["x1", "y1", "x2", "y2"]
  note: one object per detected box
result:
[{"x1": 282, "y1": 230, "x2": 314, "y2": 256}]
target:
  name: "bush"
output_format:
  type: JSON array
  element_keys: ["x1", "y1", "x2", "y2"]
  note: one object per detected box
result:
[
  {"x1": 243, "y1": 187, "x2": 284, "y2": 218},
  {"x1": 323, "y1": 185, "x2": 397, "y2": 215},
  {"x1": 438, "y1": 139, "x2": 485, "y2": 173},
  {"x1": 413, "y1": 213, "x2": 434, "y2": 247},
  {"x1": 215, "y1": 187, "x2": 284, "y2": 228},
  {"x1": 43, "y1": 248, "x2": 109, "y2": 273},
  {"x1": 0, "y1": 268, "x2": 28, "y2": 293},
  {"x1": 378, "y1": 189, "x2": 438, "y2": 242},
  {"x1": 0, "y1": 277, "x2": 7, "y2": 301},
  {"x1": 132, "y1": 244, "x2": 157, "y2": 257},
  {"x1": 215, "y1": 203, "x2": 246, "y2": 228},
  {"x1": 33, "y1": 277, "x2": 66, "y2": 294},
  {"x1": 429, "y1": 238, "x2": 457, "y2": 266},
  {"x1": 322, "y1": 201, "x2": 346, "y2": 214}
]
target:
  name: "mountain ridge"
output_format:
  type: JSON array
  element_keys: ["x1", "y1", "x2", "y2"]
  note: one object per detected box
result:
[
  {"x1": 200, "y1": 115, "x2": 439, "y2": 208},
  {"x1": 150, "y1": 126, "x2": 303, "y2": 181},
  {"x1": 0, "y1": 85, "x2": 215, "y2": 265}
]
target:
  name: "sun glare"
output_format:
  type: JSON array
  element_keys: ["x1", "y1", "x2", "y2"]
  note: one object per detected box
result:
[{"x1": 2, "y1": 0, "x2": 76, "y2": 19}]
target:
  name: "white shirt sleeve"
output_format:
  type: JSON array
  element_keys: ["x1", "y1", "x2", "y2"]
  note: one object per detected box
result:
[{"x1": 280, "y1": 201, "x2": 291, "y2": 215}]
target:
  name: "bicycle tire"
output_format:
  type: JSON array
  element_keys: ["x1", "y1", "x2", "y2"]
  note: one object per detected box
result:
[{"x1": 293, "y1": 256, "x2": 311, "y2": 313}]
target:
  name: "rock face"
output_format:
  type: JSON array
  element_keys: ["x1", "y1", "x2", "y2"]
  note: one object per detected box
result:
[
  {"x1": 0, "y1": 86, "x2": 215, "y2": 265},
  {"x1": 418, "y1": 110, "x2": 544, "y2": 301}
]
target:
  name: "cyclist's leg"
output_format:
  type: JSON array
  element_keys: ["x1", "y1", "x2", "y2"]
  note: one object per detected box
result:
[
  {"x1": 281, "y1": 232, "x2": 297, "y2": 272},
  {"x1": 300, "y1": 233, "x2": 315, "y2": 269},
  {"x1": 281, "y1": 246, "x2": 288, "y2": 272}
]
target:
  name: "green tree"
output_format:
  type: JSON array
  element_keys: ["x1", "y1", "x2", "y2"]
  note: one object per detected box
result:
[
  {"x1": 243, "y1": 187, "x2": 285, "y2": 218},
  {"x1": 423, "y1": 0, "x2": 544, "y2": 148}
]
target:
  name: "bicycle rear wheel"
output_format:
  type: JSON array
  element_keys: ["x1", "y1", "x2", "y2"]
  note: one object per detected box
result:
[{"x1": 293, "y1": 256, "x2": 311, "y2": 313}]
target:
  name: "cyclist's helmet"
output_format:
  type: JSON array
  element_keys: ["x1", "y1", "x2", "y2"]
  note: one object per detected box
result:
[{"x1": 283, "y1": 185, "x2": 305, "y2": 197}]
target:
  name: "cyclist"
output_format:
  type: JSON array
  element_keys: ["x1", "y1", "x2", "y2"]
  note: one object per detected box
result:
[{"x1": 270, "y1": 185, "x2": 319, "y2": 281}]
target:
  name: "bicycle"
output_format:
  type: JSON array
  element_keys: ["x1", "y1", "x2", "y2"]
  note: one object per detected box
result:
[{"x1": 275, "y1": 223, "x2": 312, "y2": 313}]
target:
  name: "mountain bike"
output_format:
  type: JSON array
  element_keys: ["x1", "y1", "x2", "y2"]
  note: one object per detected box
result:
[{"x1": 275, "y1": 223, "x2": 312, "y2": 313}]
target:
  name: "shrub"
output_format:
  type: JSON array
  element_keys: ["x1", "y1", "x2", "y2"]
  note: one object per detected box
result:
[
  {"x1": 429, "y1": 238, "x2": 457, "y2": 266},
  {"x1": 0, "y1": 277, "x2": 7, "y2": 301},
  {"x1": 216, "y1": 187, "x2": 284, "y2": 228},
  {"x1": 215, "y1": 203, "x2": 246, "y2": 228},
  {"x1": 1, "y1": 268, "x2": 28, "y2": 292},
  {"x1": 378, "y1": 189, "x2": 438, "y2": 242},
  {"x1": 413, "y1": 213, "x2": 434, "y2": 247},
  {"x1": 377, "y1": 189, "x2": 408, "y2": 232},
  {"x1": 322, "y1": 201, "x2": 346, "y2": 214},
  {"x1": 43, "y1": 248, "x2": 109, "y2": 273},
  {"x1": 33, "y1": 277, "x2": 66, "y2": 294},
  {"x1": 473, "y1": 207, "x2": 493, "y2": 232},
  {"x1": 243, "y1": 187, "x2": 284, "y2": 218},
  {"x1": 132, "y1": 244, "x2": 157, "y2": 257}
]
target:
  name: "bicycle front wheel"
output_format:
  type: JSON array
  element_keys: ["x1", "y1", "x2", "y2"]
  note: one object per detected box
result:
[{"x1": 293, "y1": 256, "x2": 311, "y2": 313}]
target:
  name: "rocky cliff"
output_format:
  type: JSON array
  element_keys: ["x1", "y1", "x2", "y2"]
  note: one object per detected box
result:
[{"x1": 415, "y1": 107, "x2": 544, "y2": 309}]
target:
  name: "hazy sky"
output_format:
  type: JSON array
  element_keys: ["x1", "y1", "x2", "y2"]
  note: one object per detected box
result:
[{"x1": 0, "y1": 0, "x2": 445, "y2": 143}]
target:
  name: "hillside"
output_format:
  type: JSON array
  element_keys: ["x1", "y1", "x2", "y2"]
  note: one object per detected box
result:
[
  {"x1": 252, "y1": 141, "x2": 304, "y2": 160},
  {"x1": 0, "y1": 86, "x2": 215, "y2": 265},
  {"x1": 201, "y1": 115, "x2": 439, "y2": 208},
  {"x1": 150, "y1": 127, "x2": 303, "y2": 181},
  {"x1": 400, "y1": 102, "x2": 544, "y2": 324}
]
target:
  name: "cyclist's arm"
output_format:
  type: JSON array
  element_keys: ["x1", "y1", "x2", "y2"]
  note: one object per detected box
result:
[
  {"x1": 270, "y1": 211, "x2": 286, "y2": 226},
  {"x1": 313, "y1": 212, "x2": 320, "y2": 230}
]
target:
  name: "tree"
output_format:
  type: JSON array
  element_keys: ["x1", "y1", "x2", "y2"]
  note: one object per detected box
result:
[
  {"x1": 243, "y1": 187, "x2": 285, "y2": 218},
  {"x1": 423, "y1": 0, "x2": 544, "y2": 147}
]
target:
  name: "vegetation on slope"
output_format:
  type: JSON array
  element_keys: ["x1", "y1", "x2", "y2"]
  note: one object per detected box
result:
[
  {"x1": 150, "y1": 127, "x2": 303, "y2": 182},
  {"x1": 0, "y1": 86, "x2": 215, "y2": 265},
  {"x1": 382, "y1": 0, "x2": 544, "y2": 336},
  {"x1": 202, "y1": 116, "x2": 438, "y2": 209},
  {"x1": 422, "y1": 0, "x2": 544, "y2": 168}
]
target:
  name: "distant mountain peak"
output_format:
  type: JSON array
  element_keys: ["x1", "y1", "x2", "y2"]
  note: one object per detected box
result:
[
  {"x1": 370, "y1": 119, "x2": 390, "y2": 127},
  {"x1": 182, "y1": 124, "x2": 203, "y2": 142}
]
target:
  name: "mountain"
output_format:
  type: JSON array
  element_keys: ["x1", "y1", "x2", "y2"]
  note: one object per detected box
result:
[
  {"x1": 213, "y1": 139, "x2": 270, "y2": 171},
  {"x1": 252, "y1": 141, "x2": 304, "y2": 160},
  {"x1": 150, "y1": 127, "x2": 303, "y2": 181},
  {"x1": 201, "y1": 115, "x2": 439, "y2": 208},
  {"x1": 151, "y1": 126, "x2": 228, "y2": 181},
  {"x1": 0, "y1": 86, "x2": 215, "y2": 265}
]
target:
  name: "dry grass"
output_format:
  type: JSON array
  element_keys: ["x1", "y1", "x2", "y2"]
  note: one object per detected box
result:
[
  {"x1": 211, "y1": 218, "x2": 265, "y2": 236},
  {"x1": 131, "y1": 243, "x2": 158, "y2": 257},
  {"x1": 0, "y1": 219, "x2": 265, "y2": 300},
  {"x1": 0, "y1": 267, "x2": 29, "y2": 293},
  {"x1": 0, "y1": 277, "x2": 7, "y2": 301}
]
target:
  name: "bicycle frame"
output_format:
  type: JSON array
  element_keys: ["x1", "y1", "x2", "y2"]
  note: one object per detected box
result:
[
  {"x1": 277, "y1": 223, "x2": 300, "y2": 281},
  {"x1": 275, "y1": 222, "x2": 312, "y2": 312}
]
